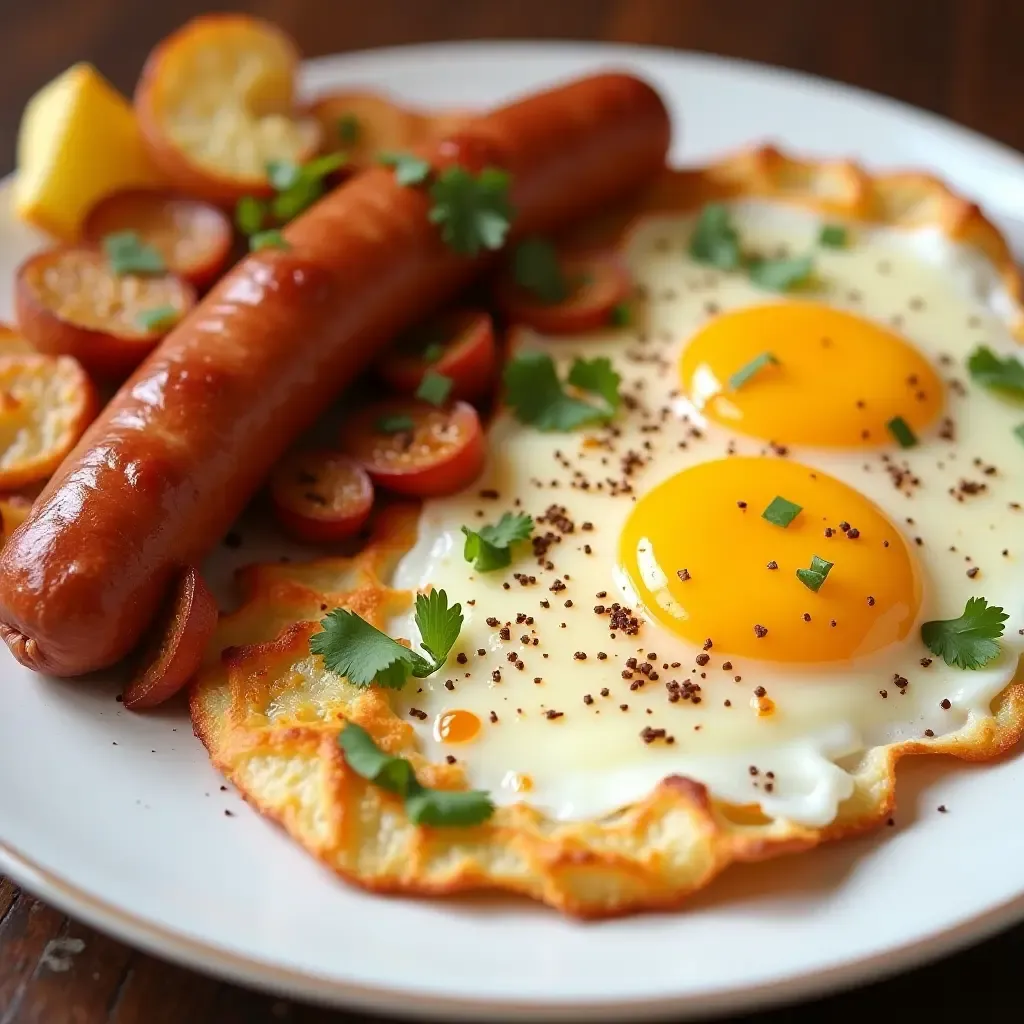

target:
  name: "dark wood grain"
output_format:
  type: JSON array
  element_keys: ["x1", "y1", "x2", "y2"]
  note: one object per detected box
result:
[{"x1": 2, "y1": 1, "x2": 1024, "y2": 1020}]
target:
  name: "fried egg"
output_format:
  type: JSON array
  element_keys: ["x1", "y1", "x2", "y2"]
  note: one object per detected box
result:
[{"x1": 392, "y1": 200, "x2": 1024, "y2": 828}]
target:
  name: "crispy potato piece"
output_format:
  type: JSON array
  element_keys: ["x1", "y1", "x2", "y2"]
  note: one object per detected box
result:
[
  {"x1": 82, "y1": 190, "x2": 232, "y2": 289},
  {"x1": 134, "y1": 15, "x2": 321, "y2": 205},
  {"x1": 0, "y1": 353, "x2": 98, "y2": 489},
  {"x1": 15, "y1": 246, "x2": 196, "y2": 379}
]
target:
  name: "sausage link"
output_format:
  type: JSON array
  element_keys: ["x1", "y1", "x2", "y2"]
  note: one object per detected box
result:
[{"x1": 0, "y1": 72, "x2": 670, "y2": 676}]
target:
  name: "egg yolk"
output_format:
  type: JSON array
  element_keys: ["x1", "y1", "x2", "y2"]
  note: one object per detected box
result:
[
  {"x1": 618, "y1": 457, "x2": 921, "y2": 663},
  {"x1": 679, "y1": 303, "x2": 943, "y2": 447},
  {"x1": 434, "y1": 709, "x2": 481, "y2": 743}
]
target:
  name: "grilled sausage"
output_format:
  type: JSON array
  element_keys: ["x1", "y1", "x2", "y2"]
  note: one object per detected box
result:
[{"x1": 0, "y1": 72, "x2": 671, "y2": 676}]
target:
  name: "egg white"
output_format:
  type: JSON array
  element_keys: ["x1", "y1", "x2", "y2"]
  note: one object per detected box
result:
[{"x1": 391, "y1": 201, "x2": 1024, "y2": 828}]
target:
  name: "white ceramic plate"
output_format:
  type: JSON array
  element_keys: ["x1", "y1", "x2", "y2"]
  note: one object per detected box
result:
[{"x1": 2, "y1": 40, "x2": 1024, "y2": 1023}]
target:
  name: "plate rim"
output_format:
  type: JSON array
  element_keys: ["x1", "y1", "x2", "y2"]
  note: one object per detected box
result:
[{"x1": 4, "y1": 36, "x2": 1024, "y2": 1021}]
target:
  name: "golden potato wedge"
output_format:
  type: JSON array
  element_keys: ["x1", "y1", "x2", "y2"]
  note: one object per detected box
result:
[
  {"x1": 0, "y1": 353, "x2": 98, "y2": 490},
  {"x1": 16, "y1": 246, "x2": 196, "y2": 379},
  {"x1": 134, "y1": 14, "x2": 321, "y2": 205}
]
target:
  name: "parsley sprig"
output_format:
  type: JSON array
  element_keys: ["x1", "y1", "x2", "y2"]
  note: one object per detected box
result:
[
  {"x1": 462, "y1": 512, "x2": 534, "y2": 571},
  {"x1": 504, "y1": 351, "x2": 621, "y2": 431},
  {"x1": 428, "y1": 166, "x2": 514, "y2": 256},
  {"x1": 967, "y1": 346, "x2": 1024, "y2": 396},
  {"x1": 339, "y1": 723, "x2": 494, "y2": 827},
  {"x1": 921, "y1": 597, "x2": 1007, "y2": 670},
  {"x1": 310, "y1": 589, "x2": 463, "y2": 689},
  {"x1": 688, "y1": 204, "x2": 815, "y2": 292}
]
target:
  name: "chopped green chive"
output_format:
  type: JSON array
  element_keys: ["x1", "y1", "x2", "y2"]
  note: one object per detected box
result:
[
  {"x1": 234, "y1": 195, "x2": 267, "y2": 236},
  {"x1": 762, "y1": 495, "x2": 803, "y2": 528},
  {"x1": 376, "y1": 414, "x2": 415, "y2": 435},
  {"x1": 967, "y1": 345, "x2": 1024, "y2": 396},
  {"x1": 103, "y1": 231, "x2": 166, "y2": 276},
  {"x1": 136, "y1": 305, "x2": 180, "y2": 333},
  {"x1": 887, "y1": 415, "x2": 918, "y2": 448},
  {"x1": 728, "y1": 351, "x2": 778, "y2": 391},
  {"x1": 689, "y1": 203, "x2": 742, "y2": 270},
  {"x1": 608, "y1": 303, "x2": 631, "y2": 327},
  {"x1": 818, "y1": 224, "x2": 848, "y2": 248},
  {"x1": 249, "y1": 230, "x2": 291, "y2": 252},
  {"x1": 796, "y1": 555, "x2": 833, "y2": 593},
  {"x1": 416, "y1": 370, "x2": 453, "y2": 406}
]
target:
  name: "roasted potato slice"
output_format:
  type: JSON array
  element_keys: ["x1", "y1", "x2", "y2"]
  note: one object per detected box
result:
[
  {"x1": 0, "y1": 353, "x2": 98, "y2": 489},
  {"x1": 134, "y1": 15, "x2": 321, "y2": 204},
  {"x1": 82, "y1": 189, "x2": 232, "y2": 289},
  {"x1": 15, "y1": 246, "x2": 196, "y2": 379}
]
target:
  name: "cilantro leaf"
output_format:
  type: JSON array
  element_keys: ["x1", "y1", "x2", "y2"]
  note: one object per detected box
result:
[
  {"x1": 967, "y1": 346, "x2": 1024, "y2": 396},
  {"x1": 310, "y1": 608, "x2": 421, "y2": 688},
  {"x1": 428, "y1": 166, "x2": 514, "y2": 256},
  {"x1": 462, "y1": 512, "x2": 534, "y2": 572},
  {"x1": 818, "y1": 224, "x2": 848, "y2": 248},
  {"x1": 337, "y1": 114, "x2": 361, "y2": 145},
  {"x1": 103, "y1": 231, "x2": 166, "y2": 276},
  {"x1": 729, "y1": 351, "x2": 778, "y2": 390},
  {"x1": 504, "y1": 351, "x2": 621, "y2": 431},
  {"x1": 338, "y1": 723, "x2": 416, "y2": 794},
  {"x1": 413, "y1": 589, "x2": 463, "y2": 671},
  {"x1": 338, "y1": 724, "x2": 494, "y2": 828},
  {"x1": 512, "y1": 238, "x2": 567, "y2": 304},
  {"x1": 267, "y1": 153, "x2": 347, "y2": 224},
  {"x1": 689, "y1": 203, "x2": 742, "y2": 270},
  {"x1": 378, "y1": 151, "x2": 432, "y2": 187},
  {"x1": 415, "y1": 370, "x2": 452, "y2": 406},
  {"x1": 249, "y1": 230, "x2": 291, "y2": 252},
  {"x1": 235, "y1": 195, "x2": 268, "y2": 236},
  {"x1": 796, "y1": 554, "x2": 833, "y2": 593},
  {"x1": 405, "y1": 786, "x2": 495, "y2": 827},
  {"x1": 136, "y1": 305, "x2": 180, "y2": 332},
  {"x1": 921, "y1": 597, "x2": 1007, "y2": 670},
  {"x1": 747, "y1": 253, "x2": 814, "y2": 292}
]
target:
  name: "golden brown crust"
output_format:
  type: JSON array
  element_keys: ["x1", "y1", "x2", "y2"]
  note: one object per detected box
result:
[{"x1": 190, "y1": 146, "x2": 1024, "y2": 917}]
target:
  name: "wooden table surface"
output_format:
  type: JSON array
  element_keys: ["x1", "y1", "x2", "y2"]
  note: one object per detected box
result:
[{"x1": 2, "y1": 0, "x2": 1024, "y2": 1020}]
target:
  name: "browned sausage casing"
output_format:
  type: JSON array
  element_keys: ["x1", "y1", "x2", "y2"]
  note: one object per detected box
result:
[{"x1": 0, "y1": 72, "x2": 671, "y2": 676}]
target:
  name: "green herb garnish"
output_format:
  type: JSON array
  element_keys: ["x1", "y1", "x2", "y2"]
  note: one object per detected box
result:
[
  {"x1": 967, "y1": 345, "x2": 1024, "y2": 396},
  {"x1": 428, "y1": 166, "x2": 514, "y2": 256},
  {"x1": 416, "y1": 370, "x2": 453, "y2": 406},
  {"x1": 136, "y1": 305, "x2": 180, "y2": 333},
  {"x1": 378, "y1": 151, "x2": 432, "y2": 187},
  {"x1": 249, "y1": 230, "x2": 291, "y2": 252},
  {"x1": 337, "y1": 114, "x2": 361, "y2": 145},
  {"x1": 747, "y1": 253, "x2": 814, "y2": 292},
  {"x1": 421, "y1": 342, "x2": 445, "y2": 364},
  {"x1": 339, "y1": 723, "x2": 493, "y2": 827},
  {"x1": 761, "y1": 495, "x2": 803, "y2": 528},
  {"x1": 511, "y1": 237, "x2": 567, "y2": 304},
  {"x1": 462, "y1": 512, "x2": 534, "y2": 572},
  {"x1": 102, "y1": 231, "x2": 166, "y2": 276},
  {"x1": 886, "y1": 415, "x2": 918, "y2": 449},
  {"x1": 728, "y1": 351, "x2": 778, "y2": 390},
  {"x1": 504, "y1": 352, "x2": 621, "y2": 431},
  {"x1": 608, "y1": 303, "x2": 631, "y2": 327},
  {"x1": 689, "y1": 203, "x2": 741, "y2": 270},
  {"x1": 818, "y1": 224, "x2": 849, "y2": 248},
  {"x1": 1015, "y1": 423, "x2": 1024, "y2": 446},
  {"x1": 270, "y1": 153, "x2": 348, "y2": 223},
  {"x1": 796, "y1": 555, "x2": 834, "y2": 593},
  {"x1": 235, "y1": 195, "x2": 268, "y2": 236},
  {"x1": 376, "y1": 414, "x2": 415, "y2": 435},
  {"x1": 266, "y1": 159, "x2": 302, "y2": 191},
  {"x1": 920, "y1": 597, "x2": 1007, "y2": 670},
  {"x1": 311, "y1": 588, "x2": 463, "y2": 689}
]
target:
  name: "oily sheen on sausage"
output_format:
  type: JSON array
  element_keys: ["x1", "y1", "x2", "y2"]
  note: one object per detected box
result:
[{"x1": 0, "y1": 72, "x2": 671, "y2": 676}]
